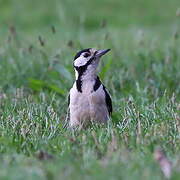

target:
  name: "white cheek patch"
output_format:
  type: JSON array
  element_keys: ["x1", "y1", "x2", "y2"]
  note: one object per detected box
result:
[{"x1": 74, "y1": 56, "x2": 89, "y2": 67}]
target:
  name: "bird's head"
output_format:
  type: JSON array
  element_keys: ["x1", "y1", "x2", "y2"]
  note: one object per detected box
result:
[{"x1": 73, "y1": 48, "x2": 110, "y2": 76}]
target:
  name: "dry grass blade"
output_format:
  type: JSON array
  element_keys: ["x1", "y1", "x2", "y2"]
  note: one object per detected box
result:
[
  {"x1": 67, "y1": 40, "x2": 74, "y2": 48},
  {"x1": 0, "y1": 93, "x2": 7, "y2": 100},
  {"x1": 38, "y1": 36, "x2": 45, "y2": 46},
  {"x1": 36, "y1": 150, "x2": 54, "y2": 161},
  {"x1": 100, "y1": 131, "x2": 118, "y2": 167},
  {"x1": 107, "y1": 132, "x2": 118, "y2": 154},
  {"x1": 154, "y1": 148, "x2": 172, "y2": 179},
  {"x1": 51, "y1": 25, "x2": 56, "y2": 34},
  {"x1": 9, "y1": 25, "x2": 16, "y2": 37},
  {"x1": 176, "y1": 8, "x2": 180, "y2": 16}
]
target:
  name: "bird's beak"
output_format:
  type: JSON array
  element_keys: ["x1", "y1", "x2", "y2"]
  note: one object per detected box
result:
[{"x1": 95, "y1": 49, "x2": 111, "y2": 58}]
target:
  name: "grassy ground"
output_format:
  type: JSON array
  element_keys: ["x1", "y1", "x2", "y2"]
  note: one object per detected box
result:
[{"x1": 0, "y1": 0, "x2": 180, "y2": 179}]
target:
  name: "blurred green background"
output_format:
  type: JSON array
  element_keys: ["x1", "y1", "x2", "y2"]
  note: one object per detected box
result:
[
  {"x1": 0, "y1": 0, "x2": 180, "y2": 179},
  {"x1": 1, "y1": 0, "x2": 180, "y2": 38},
  {"x1": 1, "y1": 0, "x2": 180, "y2": 29},
  {"x1": 0, "y1": 0, "x2": 179, "y2": 95}
]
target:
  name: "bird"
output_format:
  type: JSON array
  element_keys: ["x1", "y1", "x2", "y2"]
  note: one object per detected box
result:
[{"x1": 68, "y1": 48, "x2": 112, "y2": 127}]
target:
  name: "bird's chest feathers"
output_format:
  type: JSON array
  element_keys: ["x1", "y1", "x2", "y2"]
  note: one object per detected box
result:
[
  {"x1": 70, "y1": 79, "x2": 104, "y2": 107},
  {"x1": 81, "y1": 79, "x2": 94, "y2": 94},
  {"x1": 81, "y1": 66, "x2": 97, "y2": 91},
  {"x1": 72, "y1": 79, "x2": 95, "y2": 105},
  {"x1": 71, "y1": 66, "x2": 103, "y2": 107}
]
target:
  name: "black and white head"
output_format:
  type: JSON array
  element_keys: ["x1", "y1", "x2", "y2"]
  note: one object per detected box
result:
[{"x1": 73, "y1": 48, "x2": 110, "y2": 78}]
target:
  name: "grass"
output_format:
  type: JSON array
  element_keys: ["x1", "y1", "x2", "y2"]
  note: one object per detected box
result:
[{"x1": 0, "y1": 0, "x2": 180, "y2": 179}]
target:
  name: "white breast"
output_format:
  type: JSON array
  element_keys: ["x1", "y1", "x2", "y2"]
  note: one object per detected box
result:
[{"x1": 69, "y1": 82, "x2": 109, "y2": 127}]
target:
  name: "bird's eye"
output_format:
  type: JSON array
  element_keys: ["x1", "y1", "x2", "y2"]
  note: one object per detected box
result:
[{"x1": 83, "y1": 53, "x2": 90, "y2": 58}]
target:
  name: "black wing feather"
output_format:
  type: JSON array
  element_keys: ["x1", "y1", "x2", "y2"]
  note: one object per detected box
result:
[
  {"x1": 103, "y1": 85, "x2": 112, "y2": 115},
  {"x1": 68, "y1": 94, "x2": 70, "y2": 106},
  {"x1": 93, "y1": 76, "x2": 101, "y2": 91}
]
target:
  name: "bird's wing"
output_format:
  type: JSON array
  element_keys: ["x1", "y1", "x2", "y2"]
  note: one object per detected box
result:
[
  {"x1": 94, "y1": 76, "x2": 112, "y2": 115},
  {"x1": 103, "y1": 85, "x2": 112, "y2": 115},
  {"x1": 68, "y1": 93, "x2": 70, "y2": 106}
]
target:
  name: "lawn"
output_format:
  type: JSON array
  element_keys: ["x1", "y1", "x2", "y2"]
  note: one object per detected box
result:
[{"x1": 0, "y1": 0, "x2": 180, "y2": 179}]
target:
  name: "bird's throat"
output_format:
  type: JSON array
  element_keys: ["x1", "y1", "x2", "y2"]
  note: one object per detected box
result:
[{"x1": 75, "y1": 70, "x2": 97, "y2": 93}]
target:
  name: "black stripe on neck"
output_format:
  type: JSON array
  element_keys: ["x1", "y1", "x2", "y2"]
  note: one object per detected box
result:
[
  {"x1": 74, "y1": 57, "x2": 94, "y2": 93},
  {"x1": 76, "y1": 77, "x2": 82, "y2": 92},
  {"x1": 93, "y1": 76, "x2": 102, "y2": 91}
]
